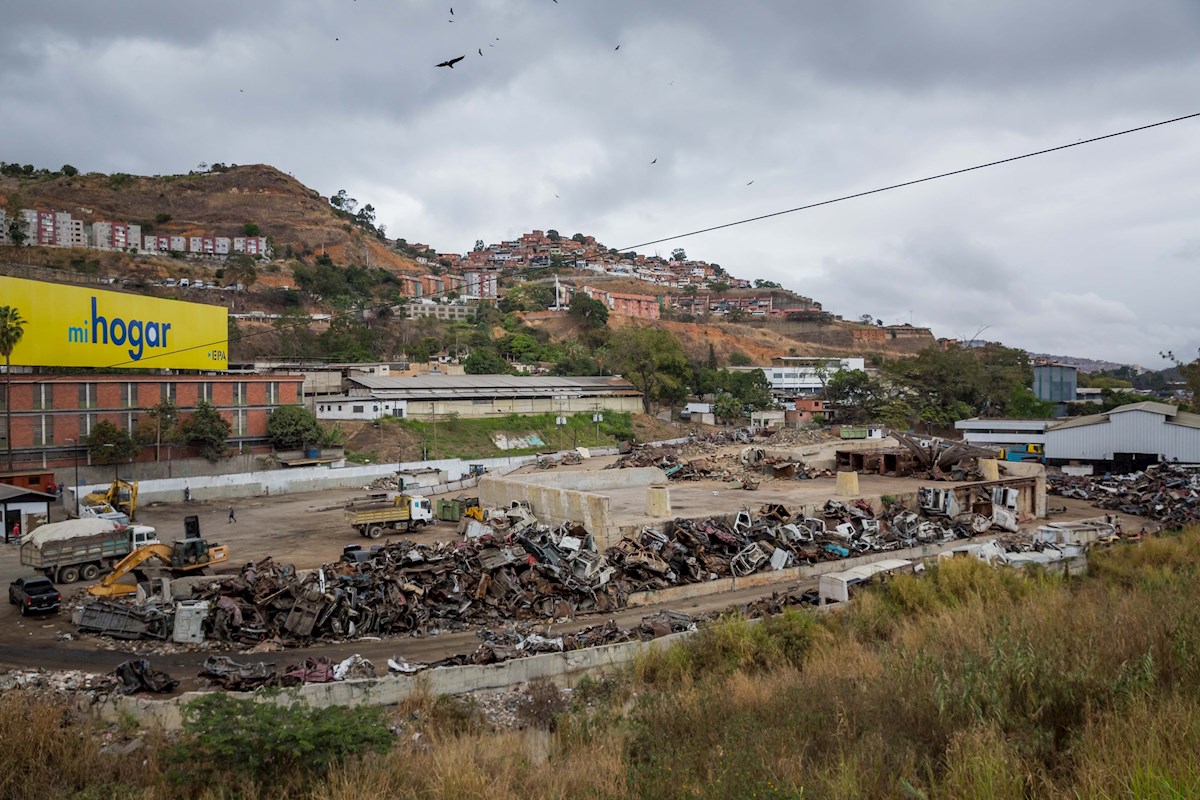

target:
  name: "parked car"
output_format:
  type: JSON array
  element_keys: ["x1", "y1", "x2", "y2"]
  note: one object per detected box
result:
[{"x1": 8, "y1": 576, "x2": 62, "y2": 616}]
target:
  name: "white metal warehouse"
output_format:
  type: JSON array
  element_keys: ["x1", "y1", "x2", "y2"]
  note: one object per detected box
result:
[{"x1": 1045, "y1": 401, "x2": 1200, "y2": 472}]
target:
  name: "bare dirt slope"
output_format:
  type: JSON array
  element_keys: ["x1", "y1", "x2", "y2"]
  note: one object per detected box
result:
[
  {"x1": 526, "y1": 313, "x2": 929, "y2": 364},
  {"x1": 0, "y1": 164, "x2": 418, "y2": 273}
]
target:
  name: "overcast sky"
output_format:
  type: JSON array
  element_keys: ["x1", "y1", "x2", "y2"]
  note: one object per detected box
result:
[{"x1": 4, "y1": 0, "x2": 1199, "y2": 367}]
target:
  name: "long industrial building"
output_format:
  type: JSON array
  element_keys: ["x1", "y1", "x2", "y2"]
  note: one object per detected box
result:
[
  {"x1": 1046, "y1": 401, "x2": 1200, "y2": 472},
  {"x1": 316, "y1": 375, "x2": 643, "y2": 421}
]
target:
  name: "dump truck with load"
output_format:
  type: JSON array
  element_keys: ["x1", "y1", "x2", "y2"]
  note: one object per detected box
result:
[
  {"x1": 345, "y1": 493, "x2": 433, "y2": 538},
  {"x1": 19, "y1": 518, "x2": 160, "y2": 583}
]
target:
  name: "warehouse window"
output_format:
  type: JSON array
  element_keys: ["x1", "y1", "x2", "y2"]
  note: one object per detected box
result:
[
  {"x1": 198, "y1": 381, "x2": 213, "y2": 403},
  {"x1": 32, "y1": 415, "x2": 54, "y2": 446},
  {"x1": 266, "y1": 382, "x2": 279, "y2": 405},
  {"x1": 33, "y1": 384, "x2": 52, "y2": 410},
  {"x1": 78, "y1": 382, "x2": 97, "y2": 409},
  {"x1": 120, "y1": 382, "x2": 137, "y2": 408},
  {"x1": 161, "y1": 382, "x2": 176, "y2": 403},
  {"x1": 78, "y1": 413, "x2": 94, "y2": 437},
  {"x1": 352, "y1": 405, "x2": 364, "y2": 413},
  {"x1": 233, "y1": 382, "x2": 247, "y2": 406},
  {"x1": 233, "y1": 409, "x2": 248, "y2": 436}
]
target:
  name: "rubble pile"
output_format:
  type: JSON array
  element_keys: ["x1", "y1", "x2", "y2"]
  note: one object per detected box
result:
[
  {"x1": 611, "y1": 438, "x2": 831, "y2": 486},
  {"x1": 432, "y1": 610, "x2": 696, "y2": 668},
  {"x1": 198, "y1": 653, "x2": 378, "y2": 691},
  {"x1": 1050, "y1": 464, "x2": 1200, "y2": 528}
]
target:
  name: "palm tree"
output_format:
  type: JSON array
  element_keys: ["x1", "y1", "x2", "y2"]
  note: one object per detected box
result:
[{"x1": 0, "y1": 306, "x2": 26, "y2": 470}]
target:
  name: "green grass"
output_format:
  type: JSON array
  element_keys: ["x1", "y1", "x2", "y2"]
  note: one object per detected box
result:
[{"x1": 390, "y1": 411, "x2": 634, "y2": 460}]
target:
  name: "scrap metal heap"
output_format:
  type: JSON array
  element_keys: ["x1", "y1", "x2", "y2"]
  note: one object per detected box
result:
[
  {"x1": 609, "y1": 428, "x2": 833, "y2": 485},
  {"x1": 74, "y1": 482, "x2": 1023, "y2": 646},
  {"x1": 1050, "y1": 464, "x2": 1200, "y2": 528}
]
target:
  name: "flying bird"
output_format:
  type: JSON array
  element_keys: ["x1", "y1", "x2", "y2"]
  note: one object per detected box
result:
[
  {"x1": 450, "y1": 6, "x2": 454, "y2": 14},
  {"x1": 436, "y1": 56, "x2": 465, "y2": 68},
  {"x1": 614, "y1": 45, "x2": 620, "y2": 50},
  {"x1": 478, "y1": 48, "x2": 483, "y2": 56},
  {"x1": 746, "y1": 180, "x2": 754, "y2": 185},
  {"x1": 489, "y1": 43, "x2": 494, "y2": 47},
  {"x1": 650, "y1": 158, "x2": 657, "y2": 164}
]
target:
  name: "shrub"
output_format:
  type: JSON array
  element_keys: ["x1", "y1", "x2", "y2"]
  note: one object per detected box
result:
[{"x1": 170, "y1": 693, "x2": 392, "y2": 787}]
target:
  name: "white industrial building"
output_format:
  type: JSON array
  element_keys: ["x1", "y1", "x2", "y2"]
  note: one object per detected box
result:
[
  {"x1": 316, "y1": 375, "x2": 643, "y2": 421},
  {"x1": 954, "y1": 418, "x2": 1051, "y2": 448},
  {"x1": 734, "y1": 356, "x2": 866, "y2": 397},
  {"x1": 1045, "y1": 401, "x2": 1200, "y2": 472}
]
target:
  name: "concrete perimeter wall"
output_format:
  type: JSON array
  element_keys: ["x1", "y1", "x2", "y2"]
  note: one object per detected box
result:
[
  {"x1": 67, "y1": 454, "x2": 541, "y2": 508},
  {"x1": 98, "y1": 629, "x2": 692, "y2": 731}
]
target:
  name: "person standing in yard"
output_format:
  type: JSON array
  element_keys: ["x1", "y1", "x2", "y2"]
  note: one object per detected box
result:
[{"x1": 227, "y1": 505, "x2": 236, "y2": 524}]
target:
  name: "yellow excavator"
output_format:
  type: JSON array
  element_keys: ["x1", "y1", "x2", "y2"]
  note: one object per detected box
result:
[
  {"x1": 87, "y1": 537, "x2": 229, "y2": 598},
  {"x1": 84, "y1": 479, "x2": 139, "y2": 522}
]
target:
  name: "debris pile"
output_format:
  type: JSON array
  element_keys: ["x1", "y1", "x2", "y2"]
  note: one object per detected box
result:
[
  {"x1": 1050, "y1": 464, "x2": 1200, "y2": 528},
  {"x1": 75, "y1": 483, "x2": 1020, "y2": 648},
  {"x1": 432, "y1": 610, "x2": 696, "y2": 668},
  {"x1": 604, "y1": 496, "x2": 1002, "y2": 592}
]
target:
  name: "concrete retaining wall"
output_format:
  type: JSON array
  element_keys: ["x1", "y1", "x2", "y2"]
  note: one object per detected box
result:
[{"x1": 97, "y1": 629, "x2": 692, "y2": 730}]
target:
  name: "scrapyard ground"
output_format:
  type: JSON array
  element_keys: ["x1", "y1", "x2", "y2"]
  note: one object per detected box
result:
[{"x1": 0, "y1": 448, "x2": 1152, "y2": 691}]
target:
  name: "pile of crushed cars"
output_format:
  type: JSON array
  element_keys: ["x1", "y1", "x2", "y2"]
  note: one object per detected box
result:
[
  {"x1": 1050, "y1": 464, "x2": 1200, "y2": 528},
  {"x1": 604, "y1": 495, "x2": 1006, "y2": 592},
  {"x1": 73, "y1": 488, "x2": 1012, "y2": 647}
]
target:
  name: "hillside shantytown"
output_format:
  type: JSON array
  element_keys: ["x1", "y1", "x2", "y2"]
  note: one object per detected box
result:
[{"x1": 2, "y1": 3, "x2": 1200, "y2": 798}]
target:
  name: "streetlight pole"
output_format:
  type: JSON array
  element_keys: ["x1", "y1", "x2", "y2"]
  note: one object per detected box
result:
[{"x1": 66, "y1": 438, "x2": 80, "y2": 518}]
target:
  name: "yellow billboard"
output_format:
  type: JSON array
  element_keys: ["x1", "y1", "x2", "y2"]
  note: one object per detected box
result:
[{"x1": 0, "y1": 276, "x2": 228, "y2": 370}]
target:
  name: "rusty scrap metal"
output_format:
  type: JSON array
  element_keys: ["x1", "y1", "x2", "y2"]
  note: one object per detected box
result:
[{"x1": 1050, "y1": 464, "x2": 1200, "y2": 529}]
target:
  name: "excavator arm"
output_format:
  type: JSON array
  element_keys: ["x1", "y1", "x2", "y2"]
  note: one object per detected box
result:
[{"x1": 87, "y1": 543, "x2": 175, "y2": 597}]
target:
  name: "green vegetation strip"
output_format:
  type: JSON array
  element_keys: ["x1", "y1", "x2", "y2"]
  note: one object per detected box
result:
[{"x1": 389, "y1": 411, "x2": 634, "y2": 460}]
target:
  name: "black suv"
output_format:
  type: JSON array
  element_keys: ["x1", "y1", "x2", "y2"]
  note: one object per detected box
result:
[{"x1": 9, "y1": 577, "x2": 62, "y2": 616}]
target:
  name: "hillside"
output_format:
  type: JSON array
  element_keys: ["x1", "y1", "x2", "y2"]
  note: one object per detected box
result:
[
  {"x1": 525, "y1": 311, "x2": 935, "y2": 364},
  {"x1": 0, "y1": 164, "x2": 418, "y2": 273}
]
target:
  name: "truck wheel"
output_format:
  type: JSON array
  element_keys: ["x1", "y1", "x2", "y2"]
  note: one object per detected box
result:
[
  {"x1": 81, "y1": 564, "x2": 100, "y2": 582},
  {"x1": 367, "y1": 525, "x2": 384, "y2": 540},
  {"x1": 59, "y1": 566, "x2": 80, "y2": 584},
  {"x1": 412, "y1": 520, "x2": 427, "y2": 530}
]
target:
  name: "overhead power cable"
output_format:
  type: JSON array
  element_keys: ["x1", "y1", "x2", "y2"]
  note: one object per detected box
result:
[{"x1": 615, "y1": 111, "x2": 1200, "y2": 251}]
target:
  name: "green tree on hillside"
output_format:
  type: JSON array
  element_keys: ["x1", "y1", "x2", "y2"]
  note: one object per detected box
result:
[
  {"x1": 608, "y1": 326, "x2": 689, "y2": 412},
  {"x1": 1163, "y1": 348, "x2": 1200, "y2": 404},
  {"x1": 0, "y1": 305, "x2": 26, "y2": 469},
  {"x1": 569, "y1": 293, "x2": 609, "y2": 328},
  {"x1": 463, "y1": 348, "x2": 513, "y2": 375}
]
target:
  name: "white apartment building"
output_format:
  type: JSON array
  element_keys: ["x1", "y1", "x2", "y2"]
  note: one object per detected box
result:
[
  {"x1": 233, "y1": 236, "x2": 268, "y2": 256},
  {"x1": 733, "y1": 356, "x2": 867, "y2": 396},
  {"x1": 54, "y1": 212, "x2": 88, "y2": 247}
]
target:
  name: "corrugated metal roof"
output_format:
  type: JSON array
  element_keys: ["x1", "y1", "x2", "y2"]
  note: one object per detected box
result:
[
  {"x1": 1048, "y1": 402, "x2": 1200, "y2": 432},
  {"x1": 0, "y1": 484, "x2": 56, "y2": 501}
]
